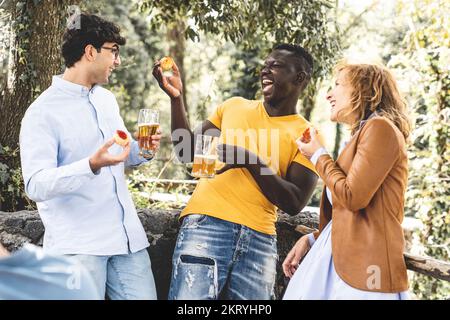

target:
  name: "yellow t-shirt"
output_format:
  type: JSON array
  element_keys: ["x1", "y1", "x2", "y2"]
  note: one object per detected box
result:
[{"x1": 181, "y1": 97, "x2": 317, "y2": 235}]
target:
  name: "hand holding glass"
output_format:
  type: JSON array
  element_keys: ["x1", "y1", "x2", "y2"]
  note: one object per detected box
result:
[
  {"x1": 192, "y1": 135, "x2": 219, "y2": 178},
  {"x1": 138, "y1": 109, "x2": 160, "y2": 159}
]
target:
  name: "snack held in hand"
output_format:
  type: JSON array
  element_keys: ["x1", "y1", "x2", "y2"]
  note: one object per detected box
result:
[
  {"x1": 160, "y1": 56, "x2": 174, "y2": 71},
  {"x1": 114, "y1": 130, "x2": 129, "y2": 147},
  {"x1": 300, "y1": 127, "x2": 311, "y2": 143}
]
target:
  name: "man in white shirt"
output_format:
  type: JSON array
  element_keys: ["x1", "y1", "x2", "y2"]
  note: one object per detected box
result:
[{"x1": 19, "y1": 13, "x2": 160, "y2": 299}]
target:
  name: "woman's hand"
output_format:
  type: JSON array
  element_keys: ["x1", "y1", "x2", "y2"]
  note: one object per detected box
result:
[
  {"x1": 296, "y1": 127, "x2": 325, "y2": 159},
  {"x1": 282, "y1": 235, "x2": 311, "y2": 278}
]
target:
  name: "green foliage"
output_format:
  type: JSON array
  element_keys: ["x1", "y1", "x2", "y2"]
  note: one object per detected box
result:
[
  {"x1": 326, "y1": 0, "x2": 449, "y2": 298},
  {"x1": 139, "y1": 0, "x2": 340, "y2": 99},
  {"x1": 394, "y1": 0, "x2": 450, "y2": 299},
  {"x1": 0, "y1": 145, "x2": 35, "y2": 211},
  {"x1": 11, "y1": 0, "x2": 41, "y2": 98},
  {"x1": 0, "y1": 6, "x2": 9, "y2": 86},
  {"x1": 223, "y1": 46, "x2": 261, "y2": 99},
  {"x1": 127, "y1": 159, "x2": 193, "y2": 210}
]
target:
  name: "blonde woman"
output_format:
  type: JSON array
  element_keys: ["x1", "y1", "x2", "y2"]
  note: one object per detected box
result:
[{"x1": 283, "y1": 63, "x2": 411, "y2": 299}]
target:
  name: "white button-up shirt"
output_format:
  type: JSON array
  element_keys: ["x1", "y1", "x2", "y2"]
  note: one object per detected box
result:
[{"x1": 20, "y1": 76, "x2": 150, "y2": 255}]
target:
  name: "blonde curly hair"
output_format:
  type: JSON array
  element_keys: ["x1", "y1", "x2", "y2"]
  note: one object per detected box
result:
[{"x1": 336, "y1": 63, "x2": 411, "y2": 140}]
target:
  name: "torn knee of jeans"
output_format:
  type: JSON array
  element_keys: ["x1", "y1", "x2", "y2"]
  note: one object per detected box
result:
[
  {"x1": 176, "y1": 231, "x2": 185, "y2": 248},
  {"x1": 173, "y1": 258, "x2": 179, "y2": 280},
  {"x1": 195, "y1": 242, "x2": 208, "y2": 250}
]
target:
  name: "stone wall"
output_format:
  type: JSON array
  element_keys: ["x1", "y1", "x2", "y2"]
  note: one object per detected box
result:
[{"x1": 0, "y1": 209, "x2": 319, "y2": 299}]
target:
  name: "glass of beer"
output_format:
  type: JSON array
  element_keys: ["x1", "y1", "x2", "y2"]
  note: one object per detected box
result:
[
  {"x1": 192, "y1": 135, "x2": 219, "y2": 179},
  {"x1": 138, "y1": 109, "x2": 160, "y2": 159}
]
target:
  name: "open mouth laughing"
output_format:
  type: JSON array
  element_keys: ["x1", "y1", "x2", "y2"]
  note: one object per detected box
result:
[{"x1": 262, "y1": 77, "x2": 274, "y2": 94}]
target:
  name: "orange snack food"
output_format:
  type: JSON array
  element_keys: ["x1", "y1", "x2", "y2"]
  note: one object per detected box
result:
[
  {"x1": 160, "y1": 56, "x2": 174, "y2": 71},
  {"x1": 114, "y1": 130, "x2": 129, "y2": 147},
  {"x1": 300, "y1": 127, "x2": 311, "y2": 143}
]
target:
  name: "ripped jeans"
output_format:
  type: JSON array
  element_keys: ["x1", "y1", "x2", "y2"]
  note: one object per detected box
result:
[{"x1": 168, "y1": 214, "x2": 278, "y2": 300}]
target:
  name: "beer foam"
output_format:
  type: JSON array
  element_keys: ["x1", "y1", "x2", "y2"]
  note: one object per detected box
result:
[
  {"x1": 138, "y1": 123, "x2": 159, "y2": 127},
  {"x1": 194, "y1": 154, "x2": 217, "y2": 160}
]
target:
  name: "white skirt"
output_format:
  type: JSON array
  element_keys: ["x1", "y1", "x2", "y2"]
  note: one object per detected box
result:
[{"x1": 283, "y1": 221, "x2": 410, "y2": 300}]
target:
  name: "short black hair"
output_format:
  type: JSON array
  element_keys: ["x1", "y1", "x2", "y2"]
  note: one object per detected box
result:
[
  {"x1": 62, "y1": 14, "x2": 126, "y2": 68},
  {"x1": 273, "y1": 43, "x2": 314, "y2": 76}
]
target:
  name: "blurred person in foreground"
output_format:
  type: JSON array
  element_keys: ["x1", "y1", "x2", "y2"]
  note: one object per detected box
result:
[{"x1": 0, "y1": 242, "x2": 100, "y2": 299}]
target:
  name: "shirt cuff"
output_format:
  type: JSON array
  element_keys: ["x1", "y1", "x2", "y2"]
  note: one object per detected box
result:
[
  {"x1": 307, "y1": 233, "x2": 316, "y2": 247},
  {"x1": 310, "y1": 147, "x2": 329, "y2": 166},
  {"x1": 77, "y1": 157, "x2": 99, "y2": 177},
  {"x1": 127, "y1": 140, "x2": 152, "y2": 167},
  {"x1": 136, "y1": 153, "x2": 153, "y2": 165},
  {"x1": 141, "y1": 155, "x2": 153, "y2": 162}
]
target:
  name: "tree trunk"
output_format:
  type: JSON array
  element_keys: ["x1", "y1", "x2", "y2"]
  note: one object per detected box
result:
[
  {"x1": 302, "y1": 94, "x2": 315, "y2": 121},
  {"x1": 0, "y1": 0, "x2": 81, "y2": 211},
  {"x1": 301, "y1": 80, "x2": 319, "y2": 121},
  {"x1": 1, "y1": 0, "x2": 81, "y2": 153},
  {"x1": 333, "y1": 123, "x2": 342, "y2": 159}
]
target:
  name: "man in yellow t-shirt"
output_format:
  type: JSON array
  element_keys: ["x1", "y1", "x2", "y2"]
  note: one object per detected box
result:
[{"x1": 152, "y1": 44, "x2": 318, "y2": 300}]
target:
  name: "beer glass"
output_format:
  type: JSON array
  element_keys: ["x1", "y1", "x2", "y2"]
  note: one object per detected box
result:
[
  {"x1": 192, "y1": 135, "x2": 219, "y2": 178},
  {"x1": 138, "y1": 109, "x2": 160, "y2": 159}
]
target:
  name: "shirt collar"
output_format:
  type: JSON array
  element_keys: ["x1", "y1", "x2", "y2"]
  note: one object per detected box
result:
[{"x1": 52, "y1": 75, "x2": 98, "y2": 97}]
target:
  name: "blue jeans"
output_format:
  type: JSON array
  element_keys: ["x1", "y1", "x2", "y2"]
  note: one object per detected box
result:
[
  {"x1": 169, "y1": 214, "x2": 278, "y2": 300},
  {"x1": 67, "y1": 249, "x2": 157, "y2": 300}
]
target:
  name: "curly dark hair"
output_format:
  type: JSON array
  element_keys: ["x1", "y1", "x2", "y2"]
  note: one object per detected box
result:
[
  {"x1": 273, "y1": 43, "x2": 314, "y2": 76},
  {"x1": 62, "y1": 13, "x2": 126, "y2": 68}
]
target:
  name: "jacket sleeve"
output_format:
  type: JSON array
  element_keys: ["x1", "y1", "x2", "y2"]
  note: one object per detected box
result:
[{"x1": 315, "y1": 118, "x2": 400, "y2": 211}]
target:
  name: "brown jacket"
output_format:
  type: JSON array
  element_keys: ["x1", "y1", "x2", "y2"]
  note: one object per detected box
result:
[{"x1": 314, "y1": 116, "x2": 409, "y2": 293}]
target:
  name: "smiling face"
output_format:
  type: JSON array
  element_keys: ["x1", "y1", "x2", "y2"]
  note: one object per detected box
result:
[
  {"x1": 326, "y1": 69, "x2": 355, "y2": 124},
  {"x1": 90, "y1": 42, "x2": 121, "y2": 85},
  {"x1": 260, "y1": 49, "x2": 306, "y2": 106}
]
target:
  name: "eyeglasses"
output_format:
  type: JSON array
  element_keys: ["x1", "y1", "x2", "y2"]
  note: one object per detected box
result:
[{"x1": 101, "y1": 46, "x2": 120, "y2": 60}]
